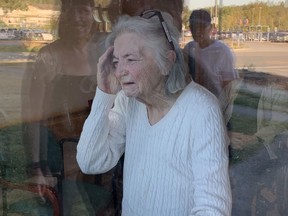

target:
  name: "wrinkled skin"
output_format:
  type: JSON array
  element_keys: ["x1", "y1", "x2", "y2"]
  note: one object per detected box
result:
[{"x1": 97, "y1": 32, "x2": 178, "y2": 125}]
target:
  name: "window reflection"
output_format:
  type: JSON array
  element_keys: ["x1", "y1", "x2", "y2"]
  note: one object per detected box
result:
[
  {"x1": 229, "y1": 72, "x2": 288, "y2": 215},
  {"x1": 1, "y1": 0, "x2": 107, "y2": 215},
  {"x1": 0, "y1": 0, "x2": 287, "y2": 215},
  {"x1": 0, "y1": 0, "x2": 183, "y2": 215}
]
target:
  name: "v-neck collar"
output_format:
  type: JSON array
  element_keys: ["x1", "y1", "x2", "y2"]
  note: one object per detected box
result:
[{"x1": 140, "y1": 83, "x2": 192, "y2": 129}]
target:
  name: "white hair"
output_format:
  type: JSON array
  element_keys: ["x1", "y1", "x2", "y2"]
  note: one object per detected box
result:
[{"x1": 105, "y1": 11, "x2": 187, "y2": 94}]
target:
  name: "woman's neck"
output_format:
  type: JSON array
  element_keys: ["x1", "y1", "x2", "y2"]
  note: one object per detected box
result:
[
  {"x1": 144, "y1": 90, "x2": 182, "y2": 125},
  {"x1": 62, "y1": 36, "x2": 90, "y2": 49},
  {"x1": 58, "y1": 39, "x2": 95, "y2": 76}
]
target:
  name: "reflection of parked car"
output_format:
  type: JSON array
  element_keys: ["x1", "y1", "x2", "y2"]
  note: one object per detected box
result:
[
  {"x1": 184, "y1": 31, "x2": 192, "y2": 37},
  {"x1": 25, "y1": 31, "x2": 54, "y2": 41},
  {"x1": 271, "y1": 32, "x2": 288, "y2": 43},
  {"x1": 41, "y1": 33, "x2": 53, "y2": 41},
  {"x1": 0, "y1": 29, "x2": 16, "y2": 40},
  {"x1": 0, "y1": 32, "x2": 16, "y2": 40}
]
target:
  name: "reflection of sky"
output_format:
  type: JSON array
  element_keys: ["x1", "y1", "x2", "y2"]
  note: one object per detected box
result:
[{"x1": 184, "y1": 0, "x2": 285, "y2": 9}]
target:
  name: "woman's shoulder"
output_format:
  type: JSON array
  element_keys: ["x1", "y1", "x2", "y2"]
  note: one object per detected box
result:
[
  {"x1": 32, "y1": 40, "x2": 65, "y2": 79},
  {"x1": 35, "y1": 40, "x2": 63, "y2": 65},
  {"x1": 38, "y1": 39, "x2": 63, "y2": 54}
]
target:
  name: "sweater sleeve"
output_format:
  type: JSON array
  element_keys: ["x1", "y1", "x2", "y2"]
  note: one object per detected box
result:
[
  {"x1": 76, "y1": 88, "x2": 127, "y2": 174},
  {"x1": 190, "y1": 103, "x2": 232, "y2": 216}
]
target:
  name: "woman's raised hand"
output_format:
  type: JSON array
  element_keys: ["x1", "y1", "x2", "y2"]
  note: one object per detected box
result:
[{"x1": 97, "y1": 46, "x2": 121, "y2": 94}]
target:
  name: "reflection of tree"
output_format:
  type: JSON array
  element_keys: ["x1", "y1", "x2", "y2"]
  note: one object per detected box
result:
[
  {"x1": 0, "y1": 0, "x2": 57, "y2": 12},
  {"x1": 0, "y1": 0, "x2": 28, "y2": 11},
  {"x1": 0, "y1": 0, "x2": 111, "y2": 12},
  {"x1": 182, "y1": 6, "x2": 192, "y2": 29},
  {"x1": 220, "y1": 2, "x2": 288, "y2": 32},
  {"x1": 48, "y1": 16, "x2": 58, "y2": 36},
  {"x1": 182, "y1": 2, "x2": 288, "y2": 34},
  {"x1": 96, "y1": 0, "x2": 112, "y2": 7}
]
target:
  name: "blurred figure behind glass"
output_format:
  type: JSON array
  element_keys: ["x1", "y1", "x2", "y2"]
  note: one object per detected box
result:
[
  {"x1": 183, "y1": 9, "x2": 239, "y2": 128},
  {"x1": 107, "y1": 0, "x2": 183, "y2": 31},
  {"x1": 21, "y1": 0, "x2": 107, "y2": 214}
]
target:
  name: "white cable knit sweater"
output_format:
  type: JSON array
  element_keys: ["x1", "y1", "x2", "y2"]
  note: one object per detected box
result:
[{"x1": 77, "y1": 82, "x2": 232, "y2": 216}]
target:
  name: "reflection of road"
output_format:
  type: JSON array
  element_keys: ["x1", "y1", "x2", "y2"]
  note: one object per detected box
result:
[
  {"x1": 233, "y1": 41, "x2": 288, "y2": 77},
  {"x1": 0, "y1": 63, "x2": 31, "y2": 126},
  {"x1": 1, "y1": 40, "x2": 288, "y2": 126},
  {"x1": 0, "y1": 40, "x2": 40, "y2": 64},
  {"x1": 0, "y1": 52, "x2": 36, "y2": 63}
]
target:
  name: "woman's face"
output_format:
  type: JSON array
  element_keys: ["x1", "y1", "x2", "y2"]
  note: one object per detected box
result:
[
  {"x1": 61, "y1": 4, "x2": 94, "y2": 40},
  {"x1": 113, "y1": 32, "x2": 165, "y2": 101}
]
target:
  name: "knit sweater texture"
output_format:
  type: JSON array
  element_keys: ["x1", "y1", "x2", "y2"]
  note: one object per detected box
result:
[{"x1": 77, "y1": 81, "x2": 232, "y2": 215}]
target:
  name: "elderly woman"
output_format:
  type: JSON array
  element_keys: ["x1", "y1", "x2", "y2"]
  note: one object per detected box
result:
[{"x1": 77, "y1": 10, "x2": 231, "y2": 215}]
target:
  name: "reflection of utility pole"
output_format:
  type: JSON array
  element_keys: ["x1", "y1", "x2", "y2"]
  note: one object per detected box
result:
[
  {"x1": 252, "y1": 8, "x2": 255, "y2": 26},
  {"x1": 258, "y1": 7, "x2": 262, "y2": 41},
  {"x1": 210, "y1": 0, "x2": 213, "y2": 18},
  {"x1": 219, "y1": 0, "x2": 223, "y2": 35},
  {"x1": 258, "y1": 7, "x2": 262, "y2": 26},
  {"x1": 215, "y1": 0, "x2": 218, "y2": 27}
]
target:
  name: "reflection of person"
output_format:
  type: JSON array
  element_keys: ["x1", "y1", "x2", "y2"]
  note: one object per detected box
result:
[
  {"x1": 256, "y1": 79, "x2": 288, "y2": 145},
  {"x1": 183, "y1": 9, "x2": 239, "y2": 125},
  {"x1": 229, "y1": 77, "x2": 288, "y2": 215},
  {"x1": 254, "y1": 78, "x2": 288, "y2": 215},
  {"x1": 23, "y1": 0, "x2": 100, "y2": 174},
  {"x1": 21, "y1": 0, "x2": 103, "y2": 212},
  {"x1": 77, "y1": 10, "x2": 231, "y2": 215},
  {"x1": 108, "y1": 0, "x2": 183, "y2": 31}
]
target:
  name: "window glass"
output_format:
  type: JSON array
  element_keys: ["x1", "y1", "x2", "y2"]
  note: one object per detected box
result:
[{"x1": 0, "y1": 0, "x2": 287, "y2": 215}]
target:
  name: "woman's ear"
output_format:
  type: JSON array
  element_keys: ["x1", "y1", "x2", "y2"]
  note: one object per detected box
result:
[{"x1": 162, "y1": 50, "x2": 176, "y2": 76}]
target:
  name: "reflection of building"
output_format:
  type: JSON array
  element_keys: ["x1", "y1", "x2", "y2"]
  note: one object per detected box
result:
[
  {"x1": 0, "y1": 5, "x2": 60, "y2": 29},
  {"x1": 0, "y1": 4, "x2": 113, "y2": 33},
  {"x1": 94, "y1": 5, "x2": 112, "y2": 32}
]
